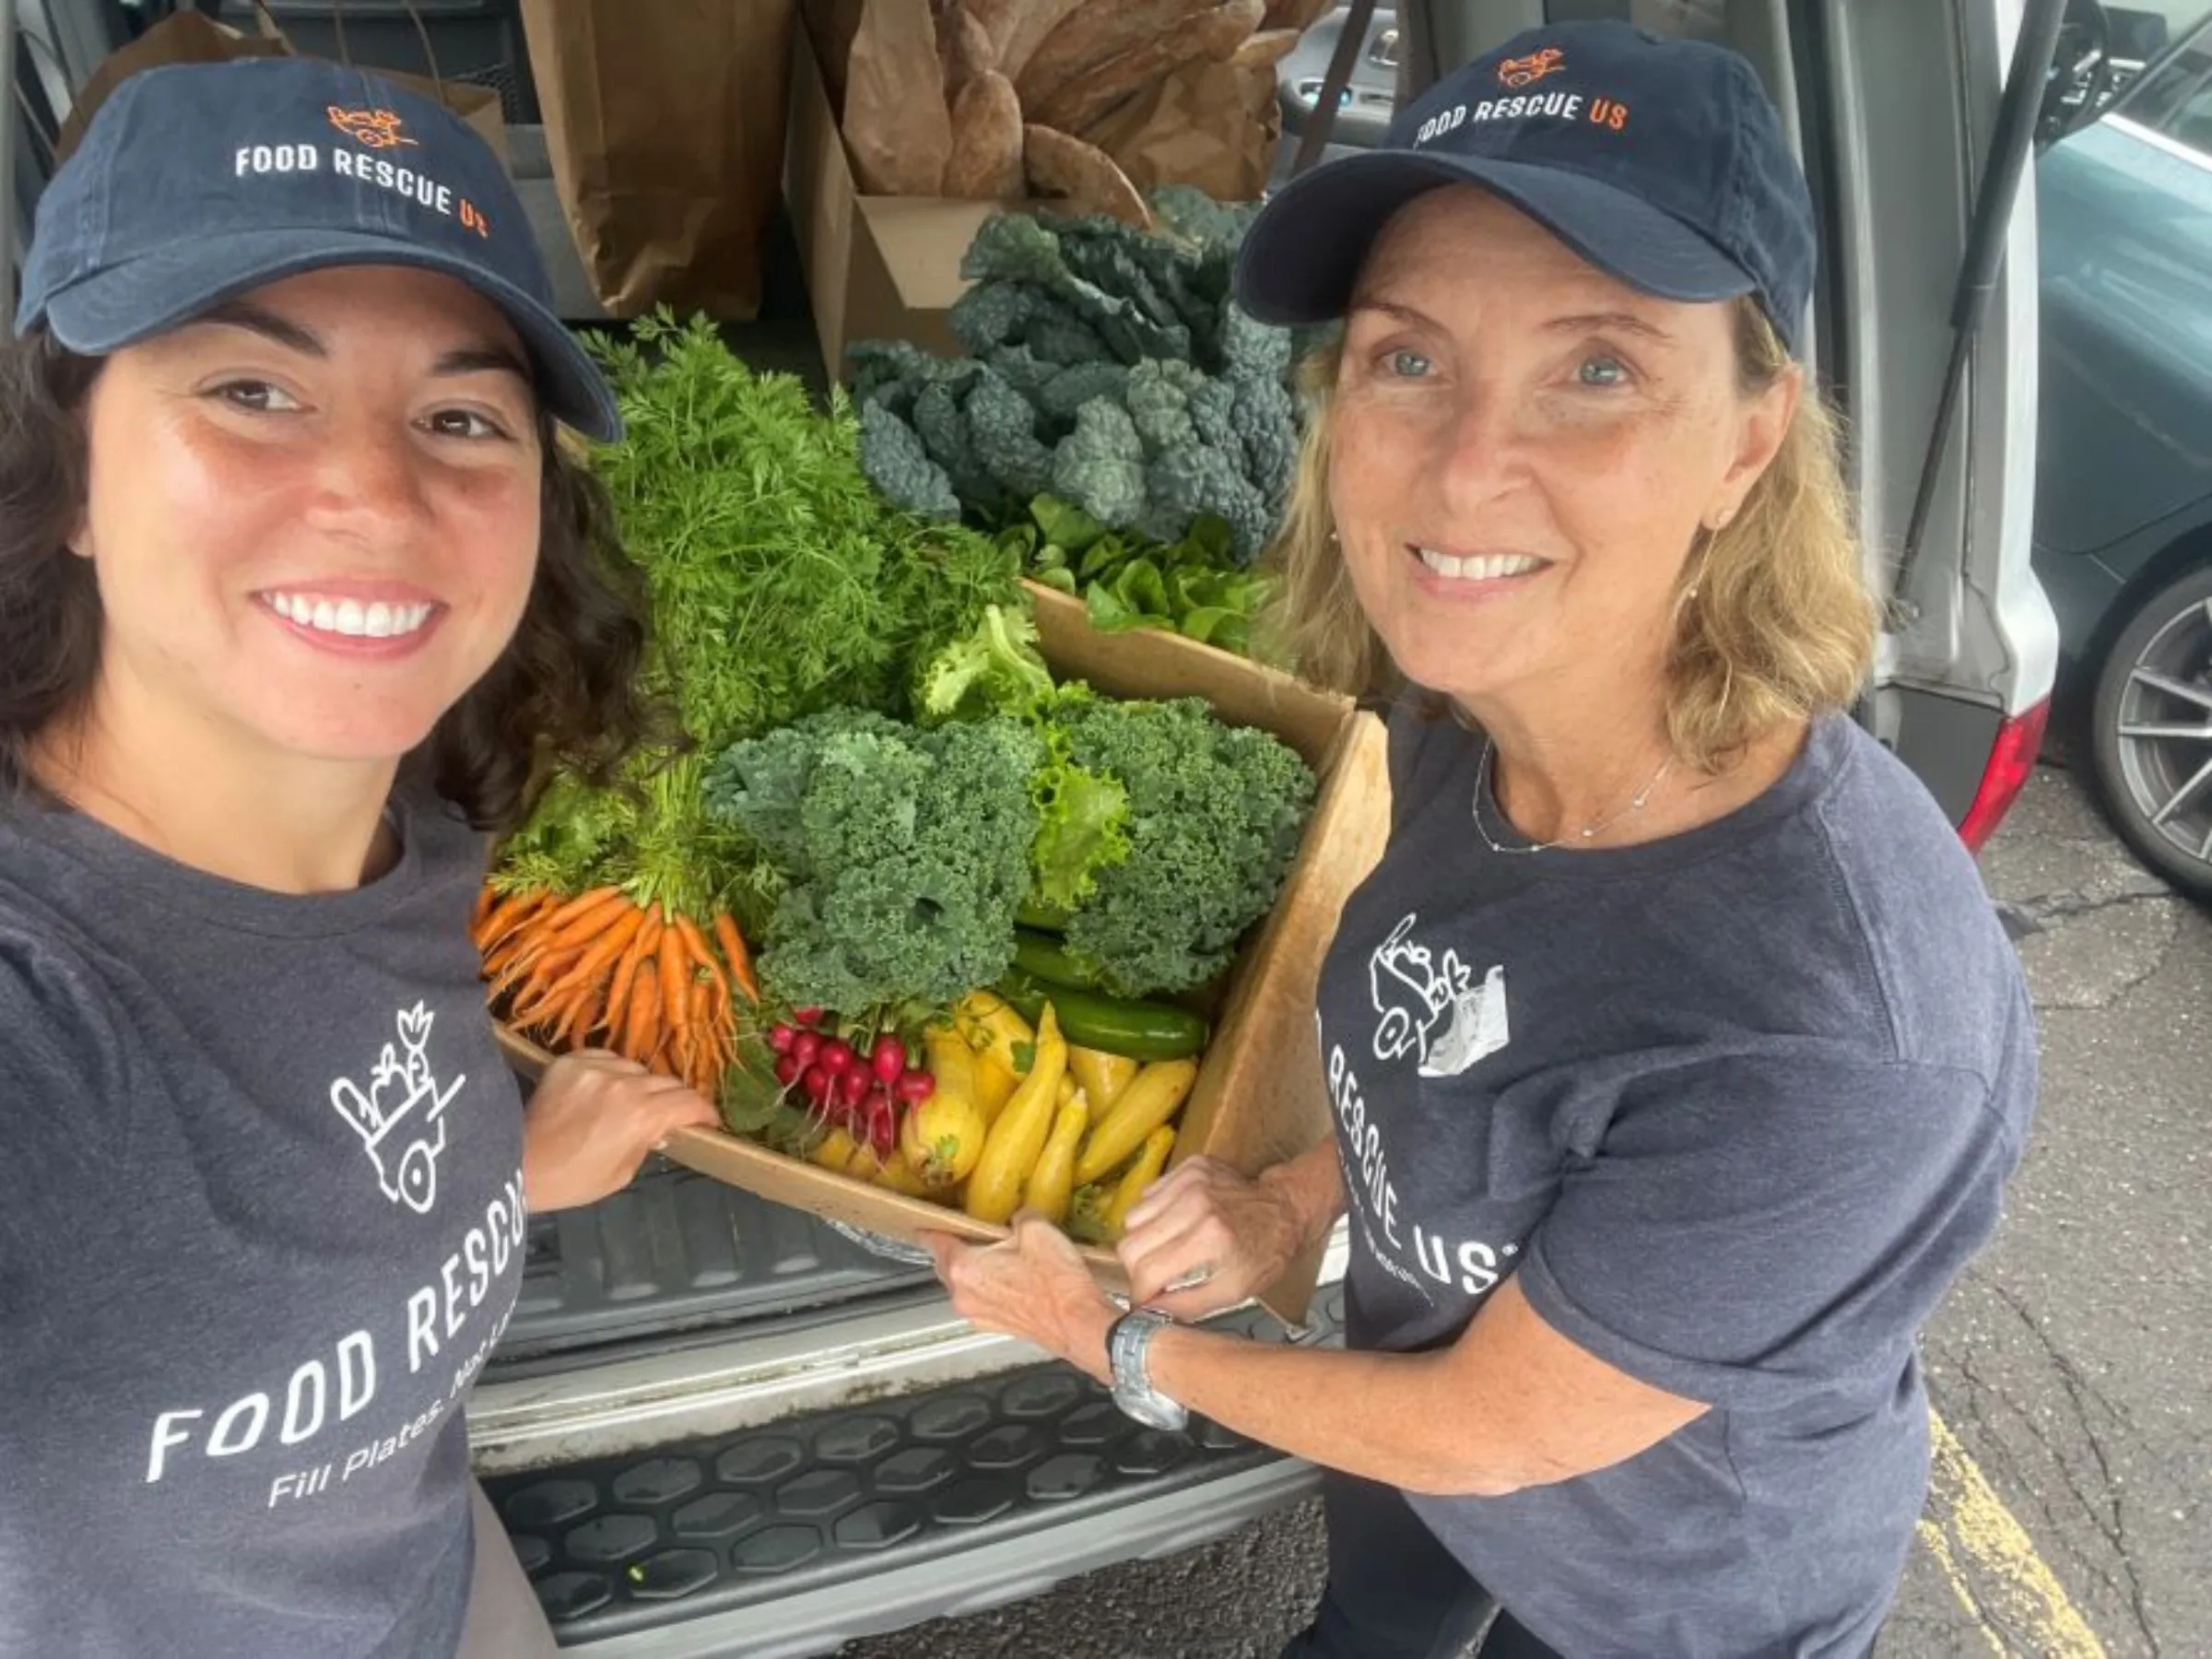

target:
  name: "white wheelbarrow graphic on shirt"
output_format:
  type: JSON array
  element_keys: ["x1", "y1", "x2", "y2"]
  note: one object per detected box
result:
[
  {"x1": 1369, "y1": 914, "x2": 1511, "y2": 1078},
  {"x1": 328, "y1": 1002, "x2": 466, "y2": 1216}
]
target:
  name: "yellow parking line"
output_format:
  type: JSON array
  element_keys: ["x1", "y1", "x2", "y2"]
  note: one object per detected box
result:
[{"x1": 1919, "y1": 1410, "x2": 2107, "y2": 1658}]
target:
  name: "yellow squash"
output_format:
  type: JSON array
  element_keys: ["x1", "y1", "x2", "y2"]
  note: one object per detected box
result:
[
  {"x1": 1069, "y1": 1045, "x2": 1141, "y2": 1112},
  {"x1": 922, "y1": 1025, "x2": 980, "y2": 1109},
  {"x1": 808, "y1": 1126, "x2": 861, "y2": 1171},
  {"x1": 971, "y1": 1053, "x2": 1020, "y2": 1122},
  {"x1": 871, "y1": 1148, "x2": 934, "y2": 1198},
  {"x1": 963, "y1": 1004, "x2": 1068, "y2": 1224},
  {"x1": 1022, "y1": 1088, "x2": 1090, "y2": 1227},
  {"x1": 1100, "y1": 1125, "x2": 1178, "y2": 1241},
  {"x1": 906, "y1": 1091, "x2": 990, "y2": 1189},
  {"x1": 956, "y1": 991, "x2": 1036, "y2": 1081},
  {"x1": 1075, "y1": 1057, "x2": 1199, "y2": 1185}
]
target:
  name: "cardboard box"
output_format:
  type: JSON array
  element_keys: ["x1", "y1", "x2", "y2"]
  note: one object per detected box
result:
[
  {"x1": 783, "y1": 22, "x2": 1044, "y2": 383},
  {"x1": 499, "y1": 585, "x2": 1390, "y2": 1326}
]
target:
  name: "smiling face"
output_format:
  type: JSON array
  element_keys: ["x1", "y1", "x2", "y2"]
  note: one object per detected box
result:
[
  {"x1": 1329, "y1": 185, "x2": 1795, "y2": 713},
  {"x1": 71, "y1": 263, "x2": 544, "y2": 771}
]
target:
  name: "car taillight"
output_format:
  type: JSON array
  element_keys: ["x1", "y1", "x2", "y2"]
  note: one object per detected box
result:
[{"x1": 1958, "y1": 699, "x2": 2050, "y2": 853}]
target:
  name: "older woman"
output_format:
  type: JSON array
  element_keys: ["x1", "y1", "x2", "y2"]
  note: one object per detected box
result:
[
  {"x1": 0, "y1": 57, "x2": 715, "y2": 1659},
  {"x1": 928, "y1": 21, "x2": 2036, "y2": 1659}
]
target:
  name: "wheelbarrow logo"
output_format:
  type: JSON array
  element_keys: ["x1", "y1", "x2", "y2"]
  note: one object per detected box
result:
[
  {"x1": 1498, "y1": 48, "x2": 1566, "y2": 88},
  {"x1": 329, "y1": 1003, "x2": 466, "y2": 1217},
  {"x1": 1369, "y1": 913, "x2": 1511, "y2": 1078}
]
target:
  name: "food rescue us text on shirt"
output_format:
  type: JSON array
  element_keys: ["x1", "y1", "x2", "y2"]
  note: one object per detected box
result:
[{"x1": 141, "y1": 1172, "x2": 525, "y2": 1505}]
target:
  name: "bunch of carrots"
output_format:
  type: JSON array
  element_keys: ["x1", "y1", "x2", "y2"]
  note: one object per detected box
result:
[{"x1": 472, "y1": 883, "x2": 760, "y2": 1100}]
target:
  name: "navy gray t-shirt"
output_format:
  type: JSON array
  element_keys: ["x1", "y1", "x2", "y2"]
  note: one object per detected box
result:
[
  {"x1": 1317, "y1": 704, "x2": 2036, "y2": 1657},
  {"x1": 0, "y1": 788, "x2": 527, "y2": 1659}
]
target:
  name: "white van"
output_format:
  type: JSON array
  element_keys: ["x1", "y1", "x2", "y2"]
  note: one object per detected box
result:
[{"x1": 2, "y1": 2, "x2": 2062, "y2": 1653}]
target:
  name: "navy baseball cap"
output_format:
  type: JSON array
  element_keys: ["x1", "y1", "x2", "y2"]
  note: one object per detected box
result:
[
  {"x1": 17, "y1": 55, "x2": 621, "y2": 441},
  {"x1": 1235, "y1": 21, "x2": 1817, "y2": 354}
]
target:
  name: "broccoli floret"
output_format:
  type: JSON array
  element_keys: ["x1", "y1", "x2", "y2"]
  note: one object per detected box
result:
[
  {"x1": 858, "y1": 402, "x2": 960, "y2": 520},
  {"x1": 1037, "y1": 360, "x2": 1133, "y2": 425},
  {"x1": 704, "y1": 712, "x2": 1042, "y2": 1015},
  {"x1": 964, "y1": 369, "x2": 1057, "y2": 502},
  {"x1": 1124, "y1": 359, "x2": 1206, "y2": 455},
  {"x1": 1142, "y1": 445, "x2": 1272, "y2": 563},
  {"x1": 1052, "y1": 400, "x2": 1147, "y2": 529},
  {"x1": 1050, "y1": 697, "x2": 1314, "y2": 997}
]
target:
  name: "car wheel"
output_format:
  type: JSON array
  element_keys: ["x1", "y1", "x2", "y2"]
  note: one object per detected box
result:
[{"x1": 2088, "y1": 560, "x2": 2212, "y2": 900}]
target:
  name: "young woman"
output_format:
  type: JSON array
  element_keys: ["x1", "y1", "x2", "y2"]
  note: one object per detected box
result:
[
  {"x1": 0, "y1": 57, "x2": 716, "y2": 1658},
  {"x1": 928, "y1": 24, "x2": 2037, "y2": 1659}
]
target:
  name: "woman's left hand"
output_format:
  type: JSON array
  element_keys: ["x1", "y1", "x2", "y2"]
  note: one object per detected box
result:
[
  {"x1": 924, "y1": 1216, "x2": 1121, "y2": 1385},
  {"x1": 521, "y1": 1051, "x2": 720, "y2": 1214}
]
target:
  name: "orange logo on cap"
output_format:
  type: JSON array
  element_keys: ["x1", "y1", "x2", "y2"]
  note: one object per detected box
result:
[
  {"x1": 326, "y1": 106, "x2": 418, "y2": 149},
  {"x1": 1498, "y1": 48, "x2": 1565, "y2": 88}
]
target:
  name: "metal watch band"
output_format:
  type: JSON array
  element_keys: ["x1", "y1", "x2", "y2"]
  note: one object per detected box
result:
[{"x1": 1107, "y1": 1307, "x2": 1188, "y2": 1430}]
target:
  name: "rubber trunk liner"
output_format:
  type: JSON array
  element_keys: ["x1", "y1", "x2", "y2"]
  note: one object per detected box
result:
[
  {"x1": 484, "y1": 1283, "x2": 1347, "y2": 1642},
  {"x1": 497, "y1": 1160, "x2": 932, "y2": 1363}
]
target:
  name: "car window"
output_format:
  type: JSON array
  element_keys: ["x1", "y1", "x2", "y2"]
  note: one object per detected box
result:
[{"x1": 2119, "y1": 18, "x2": 2212, "y2": 148}]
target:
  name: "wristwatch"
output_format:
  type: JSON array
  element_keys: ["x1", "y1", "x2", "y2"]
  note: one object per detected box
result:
[{"x1": 1106, "y1": 1307, "x2": 1188, "y2": 1430}]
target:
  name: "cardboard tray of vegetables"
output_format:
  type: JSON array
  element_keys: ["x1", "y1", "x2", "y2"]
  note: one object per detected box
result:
[
  {"x1": 494, "y1": 586, "x2": 1385, "y2": 1323},
  {"x1": 476, "y1": 285, "x2": 1381, "y2": 1324}
]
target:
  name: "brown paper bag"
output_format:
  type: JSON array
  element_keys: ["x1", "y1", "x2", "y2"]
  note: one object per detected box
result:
[
  {"x1": 1080, "y1": 57, "x2": 1280, "y2": 204},
  {"x1": 518, "y1": 0, "x2": 800, "y2": 321},
  {"x1": 839, "y1": 0, "x2": 953, "y2": 195},
  {"x1": 56, "y1": 9, "x2": 506, "y2": 167}
]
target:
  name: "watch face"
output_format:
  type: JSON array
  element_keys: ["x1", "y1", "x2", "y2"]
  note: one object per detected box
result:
[{"x1": 1112, "y1": 1386, "x2": 1189, "y2": 1432}]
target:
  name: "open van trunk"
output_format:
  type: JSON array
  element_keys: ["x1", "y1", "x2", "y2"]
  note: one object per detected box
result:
[{"x1": 1, "y1": 3, "x2": 2054, "y2": 1651}]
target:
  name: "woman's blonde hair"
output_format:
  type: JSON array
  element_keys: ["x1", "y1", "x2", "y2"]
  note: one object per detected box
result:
[{"x1": 1259, "y1": 300, "x2": 1877, "y2": 773}]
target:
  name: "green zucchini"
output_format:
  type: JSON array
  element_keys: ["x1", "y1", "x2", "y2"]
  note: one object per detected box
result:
[
  {"x1": 1015, "y1": 897, "x2": 1073, "y2": 933},
  {"x1": 995, "y1": 971, "x2": 1209, "y2": 1061},
  {"x1": 1012, "y1": 927, "x2": 1104, "y2": 991}
]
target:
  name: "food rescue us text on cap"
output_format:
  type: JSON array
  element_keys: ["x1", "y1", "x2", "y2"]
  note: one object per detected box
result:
[
  {"x1": 16, "y1": 54, "x2": 620, "y2": 441},
  {"x1": 1234, "y1": 20, "x2": 1818, "y2": 355}
]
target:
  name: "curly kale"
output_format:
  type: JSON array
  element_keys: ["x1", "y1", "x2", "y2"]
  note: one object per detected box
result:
[
  {"x1": 858, "y1": 402, "x2": 959, "y2": 520},
  {"x1": 964, "y1": 369, "x2": 1057, "y2": 502},
  {"x1": 1052, "y1": 400, "x2": 1147, "y2": 528},
  {"x1": 703, "y1": 711, "x2": 1042, "y2": 1015},
  {"x1": 1050, "y1": 697, "x2": 1315, "y2": 997}
]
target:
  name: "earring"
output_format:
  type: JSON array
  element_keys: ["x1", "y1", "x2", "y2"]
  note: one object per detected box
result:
[
  {"x1": 1710, "y1": 506, "x2": 1736, "y2": 531},
  {"x1": 1327, "y1": 528, "x2": 1340, "y2": 544}
]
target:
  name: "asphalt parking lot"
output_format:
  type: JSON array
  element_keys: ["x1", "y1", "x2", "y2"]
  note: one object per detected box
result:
[{"x1": 840, "y1": 756, "x2": 2211, "y2": 1659}]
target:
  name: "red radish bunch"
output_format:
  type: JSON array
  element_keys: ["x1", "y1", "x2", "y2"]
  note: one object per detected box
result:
[{"x1": 767, "y1": 1010, "x2": 935, "y2": 1159}]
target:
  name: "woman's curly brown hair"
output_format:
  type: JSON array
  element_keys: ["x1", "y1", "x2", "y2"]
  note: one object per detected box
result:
[{"x1": 0, "y1": 329, "x2": 660, "y2": 832}]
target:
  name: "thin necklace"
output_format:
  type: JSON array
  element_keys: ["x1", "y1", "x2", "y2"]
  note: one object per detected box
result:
[{"x1": 1473, "y1": 735, "x2": 1674, "y2": 854}]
